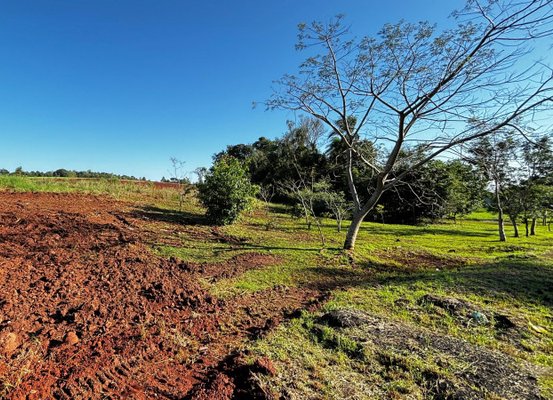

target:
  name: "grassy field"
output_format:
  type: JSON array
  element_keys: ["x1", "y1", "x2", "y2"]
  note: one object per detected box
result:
[
  {"x1": 0, "y1": 175, "x2": 180, "y2": 204},
  {"x1": 180, "y1": 204, "x2": 552, "y2": 399},
  {"x1": 1, "y1": 177, "x2": 552, "y2": 399}
]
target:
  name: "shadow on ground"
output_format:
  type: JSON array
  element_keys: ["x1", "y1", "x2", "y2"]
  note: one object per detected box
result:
[
  {"x1": 131, "y1": 205, "x2": 209, "y2": 225},
  {"x1": 302, "y1": 258, "x2": 553, "y2": 308}
]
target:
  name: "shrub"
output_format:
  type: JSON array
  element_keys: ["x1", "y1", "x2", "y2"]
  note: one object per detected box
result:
[{"x1": 198, "y1": 156, "x2": 258, "y2": 225}]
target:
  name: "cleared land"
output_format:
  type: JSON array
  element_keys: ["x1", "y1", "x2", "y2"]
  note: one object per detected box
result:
[{"x1": 0, "y1": 178, "x2": 552, "y2": 399}]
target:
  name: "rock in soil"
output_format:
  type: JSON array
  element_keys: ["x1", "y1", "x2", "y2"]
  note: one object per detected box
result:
[
  {"x1": 0, "y1": 332, "x2": 19, "y2": 355},
  {"x1": 318, "y1": 309, "x2": 373, "y2": 328},
  {"x1": 421, "y1": 293, "x2": 473, "y2": 315}
]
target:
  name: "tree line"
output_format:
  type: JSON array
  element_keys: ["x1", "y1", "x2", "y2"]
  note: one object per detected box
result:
[
  {"x1": 0, "y1": 167, "x2": 144, "y2": 181},
  {"x1": 206, "y1": 116, "x2": 552, "y2": 241}
]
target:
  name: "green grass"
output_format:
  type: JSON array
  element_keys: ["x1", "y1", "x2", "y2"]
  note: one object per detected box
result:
[{"x1": 205, "y1": 207, "x2": 552, "y2": 398}]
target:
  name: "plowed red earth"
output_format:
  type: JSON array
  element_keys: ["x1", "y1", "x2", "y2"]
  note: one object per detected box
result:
[{"x1": 0, "y1": 192, "x2": 323, "y2": 399}]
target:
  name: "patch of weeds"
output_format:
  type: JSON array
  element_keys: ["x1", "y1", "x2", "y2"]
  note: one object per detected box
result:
[
  {"x1": 310, "y1": 324, "x2": 364, "y2": 359},
  {"x1": 0, "y1": 343, "x2": 43, "y2": 398},
  {"x1": 538, "y1": 374, "x2": 553, "y2": 399}
]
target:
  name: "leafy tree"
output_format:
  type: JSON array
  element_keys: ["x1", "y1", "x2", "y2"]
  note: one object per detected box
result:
[
  {"x1": 213, "y1": 143, "x2": 253, "y2": 164},
  {"x1": 376, "y1": 158, "x2": 452, "y2": 224},
  {"x1": 502, "y1": 184, "x2": 525, "y2": 237},
  {"x1": 198, "y1": 156, "x2": 258, "y2": 225},
  {"x1": 267, "y1": 2, "x2": 553, "y2": 251},
  {"x1": 468, "y1": 133, "x2": 516, "y2": 241},
  {"x1": 520, "y1": 135, "x2": 553, "y2": 229},
  {"x1": 444, "y1": 161, "x2": 486, "y2": 222}
]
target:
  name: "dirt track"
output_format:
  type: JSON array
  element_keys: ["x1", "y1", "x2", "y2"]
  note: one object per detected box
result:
[{"x1": 0, "y1": 192, "x2": 323, "y2": 399}]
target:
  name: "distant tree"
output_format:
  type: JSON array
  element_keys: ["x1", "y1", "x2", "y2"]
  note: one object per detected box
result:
[
  {"x1": 13, "y1": 166, "x2": 24, "y2": 176},
  {"x1": 258, "y1": 184, "x2": 276, "y2": 205},
  {"x1": 502, "y1": 184, "x2": 525, "y2": 237},
  {"x1": 0, "y1": 169, "x2": 9, "y2": 175},
  {"x1": 213, "y1": 143, "x2": 253, "y2": 164},
  {"x1": 377, "y1": 158, "x2": 452, "y2": 225},
  {"x1": 315, "y1": 180, "x2": 350, "y2": 232},
  {"x1": 282, "y1": 178, "x2": 326, "y2": 246},
  {"x1": 520, "y1": 135, "x2": 553, "y2": 230},
  {"x1": 444, "y1": 161, "x2": 486, "y2": 222},
  {"x1": 468, "y1": 133, "x2": 516, "y2": 241},
  {"x1": 198, "y1": 156, "x2": 258, "y2": 225},
  {"x1": 267, "y1": 2, "x2": 553, "y2": 251},
  {"x1": 193, "y1": 167, "x2": 208, "y2": 184}
]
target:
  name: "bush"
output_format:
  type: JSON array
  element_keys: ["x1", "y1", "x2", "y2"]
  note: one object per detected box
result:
[{"x1": 198, "y1": 156, "x2": 258, "y2": 225}]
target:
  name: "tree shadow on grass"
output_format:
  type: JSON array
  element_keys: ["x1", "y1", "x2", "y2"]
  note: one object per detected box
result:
[
  {"x1": 130, "y1": 205, "x2": 209, "y2": 226},
  {"x1": 302, "y1": 258, "x2": 553, "y2": 308},
  {"x1": 248, "y1": 220, "x2": 492, "y2": 238},
  {"x1": 359, "y1": 225, "x2": 492, "y2": 238},
  {"x1": 379, "y1": 260, "x2": 553, "y2": 308}
]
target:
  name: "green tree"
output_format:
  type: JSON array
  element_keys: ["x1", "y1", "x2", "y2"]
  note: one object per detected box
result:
[
  {"x1": 468, "y1": 133, "x2": 516, "y2": 241},
  {"x1": 445, "y1": 161, "x2": 486, "y2": 222},
  {"x1": 198, "y1": 156, "x2": 258, "y2": 225}
]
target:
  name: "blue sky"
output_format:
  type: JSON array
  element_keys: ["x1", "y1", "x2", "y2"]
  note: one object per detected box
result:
[{"x1": 0, "y1": 0, "x2": 465, "y2": 180}]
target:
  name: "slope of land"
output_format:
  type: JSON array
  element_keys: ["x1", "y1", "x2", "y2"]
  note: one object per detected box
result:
[{"x1": 0, "y1": 179, "x2": 551, "y2": 399}]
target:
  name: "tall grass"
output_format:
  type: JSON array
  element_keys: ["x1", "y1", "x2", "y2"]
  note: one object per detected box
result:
[{"x1": 0, "y1": 175, "x2": 180, "y2": 203}]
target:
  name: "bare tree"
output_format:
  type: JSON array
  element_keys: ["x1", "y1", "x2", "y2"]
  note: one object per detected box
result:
[
  {"x1": 282, "y1": 179, "x2": 326, "y2": 247},
  {"x1": 193, "y1": 167, "x2": 208, "y2": 184},
  {"x1": 267, "y1": 1, "x2": 553, "y2": 251},
  {"x1": 258, "y1": 184, "x2": 276, "y2": 205},
  {"x1": 169, "y1": 157, "x2": 189, "y2": 211}
]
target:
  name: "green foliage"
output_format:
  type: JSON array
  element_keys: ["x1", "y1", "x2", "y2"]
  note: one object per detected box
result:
[
  {"x1": 214, "y1": 117, "x2": 328, "y2": 202},
  {"x1": 444, "y1": 160, "x2": 486, "y2": 220},
  {"x1": 377, "y1": 158, "x2": 452, "y2": 224},
  {"x1": 197, "y1": 156, "x2": 258, "y2": 225}
]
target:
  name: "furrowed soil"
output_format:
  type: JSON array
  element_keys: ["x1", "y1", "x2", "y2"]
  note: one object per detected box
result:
[{"x1": 0, "y1": 192, "x2": 323, "y2": 399}]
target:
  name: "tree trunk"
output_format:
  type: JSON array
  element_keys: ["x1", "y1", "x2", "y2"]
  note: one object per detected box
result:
[
  {"x1": 525, "y1": 218, "x2": 529, "y2": 237},
  {"x1": 530, "y1": 218, "x2": 536, "y2": 235},
  {"x1": 314, "y1": 218, "x2": 325, "y2": 247},
  {"x1": 498, "y1": 210, "x2": 506, "y2": 242},
  {"x1": 343, "y1": 188, "x2": 384, "y2": 251},
  {"x1": 509, "y1": 215, "x2": 519, "y2": 238},
  {"x1": 495, "y1": 183, "x2": 506, "y2": 242},
  {"x1": 344, "y1": 211, "x2": 365, "y2": 250}
]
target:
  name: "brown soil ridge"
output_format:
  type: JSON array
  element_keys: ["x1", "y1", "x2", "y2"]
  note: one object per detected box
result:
[{"x1": 0, "y1": 192, "x2": 325, "y2": 399}]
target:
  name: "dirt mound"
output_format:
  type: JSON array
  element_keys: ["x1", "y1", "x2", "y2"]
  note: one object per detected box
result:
[
  {"x1": 0, "y1": 192, "x2": 323, "y2": 399},
  {"x1": 316, "y1": 311, "x2": 545, "y2": 400}
]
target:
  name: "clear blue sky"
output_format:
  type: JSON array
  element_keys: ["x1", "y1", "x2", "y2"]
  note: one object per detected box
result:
[{"x1": 0, "y1": 0, "x2": 464, "y2": 180}]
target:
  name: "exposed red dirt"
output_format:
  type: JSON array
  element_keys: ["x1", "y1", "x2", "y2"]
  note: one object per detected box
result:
[{"x1": 0, "y1": 192, "x2": 324, "y2": 399}]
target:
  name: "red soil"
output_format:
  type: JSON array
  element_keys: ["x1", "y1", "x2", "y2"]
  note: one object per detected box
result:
[{"x1": 0, "y1": 192, "x2": 323, "y2": 399}]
